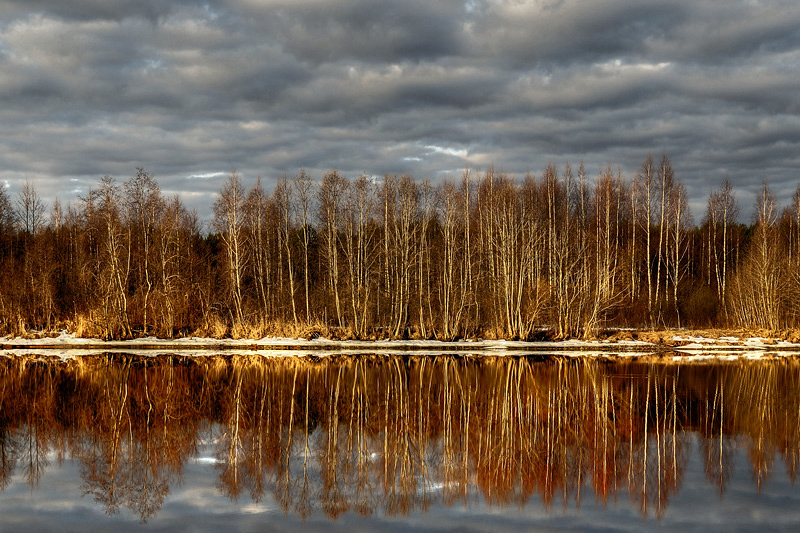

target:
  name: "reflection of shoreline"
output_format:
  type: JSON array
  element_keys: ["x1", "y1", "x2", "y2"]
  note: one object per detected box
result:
[{"x1": 0, "y1": 356, "x2": 798, "y2": 522}]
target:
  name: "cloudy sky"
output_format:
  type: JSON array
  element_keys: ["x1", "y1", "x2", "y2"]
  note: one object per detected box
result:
[{"x1": 1, "y1": 0, "x2": 799, "y2": 221}]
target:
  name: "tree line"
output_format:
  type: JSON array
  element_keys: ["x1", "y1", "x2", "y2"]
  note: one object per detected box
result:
[{"x1": 1, "y1": 156, "x2": 799, "y2": 339}]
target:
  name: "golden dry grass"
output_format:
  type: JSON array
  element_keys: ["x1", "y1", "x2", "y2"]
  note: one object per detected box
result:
[
  {"x1": 5, "y1": 308, "x2": 800, "y2": 344},
  {"x1": 601, "y1": 327, "x2": 800, "y2": 345}
]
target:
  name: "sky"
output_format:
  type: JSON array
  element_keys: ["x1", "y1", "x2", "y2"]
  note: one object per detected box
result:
[{"x1": 1, "y1": 0, "x2": 799, "y2": 222}]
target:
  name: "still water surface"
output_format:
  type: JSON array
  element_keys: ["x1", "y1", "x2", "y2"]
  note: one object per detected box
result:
[{"x1": 0, "y1": 353, "x2": 799, "y2": 531}]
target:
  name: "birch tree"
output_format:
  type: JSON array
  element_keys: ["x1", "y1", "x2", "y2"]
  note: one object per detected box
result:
[
  {"x1": 293, "y1": 169, "x2": 314, "y2": 323},
  {"x1": 275, "y1": 176, "x2": 298, "y2": 324},
  {"x1": 637, "y1": 154, "x2": 656, "y2": 324},
  {"x1": 730, "y1": 183, "x2": 782, "y2": 329},
  {"x1": 124, "y1": 168, "x2": 163, "y2": 334},
  {"x1": 704, "y1": 179, "x2": 738, "y2": 318},
  {"x1": 213, "y1": 172, "x2": 248, "y2": 327},
  {"x1": 342, "y1": 175, "x2": 377, "y2": 336},
  {"x1": 318, "y1": 170, "x2": 347, "y2": 328},
  {"x1": 245, "y1": 178, "x2": 274, "y2": 319},
  {"x1": 667, "y1": 181, "x2": 691, "y2": 326}
]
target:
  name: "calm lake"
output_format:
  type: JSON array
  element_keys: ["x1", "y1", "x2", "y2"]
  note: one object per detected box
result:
[{"x1": 0, "y1": 353, "x2": 799, "y2": 531}]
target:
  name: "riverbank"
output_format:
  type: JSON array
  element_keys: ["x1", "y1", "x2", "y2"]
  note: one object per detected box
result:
[{"x1": 2, "y1": 329, "x2": 800, "y2": 359}]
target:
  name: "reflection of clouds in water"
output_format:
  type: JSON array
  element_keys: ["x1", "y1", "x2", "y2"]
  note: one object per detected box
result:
[
  {"x1": 193, "y1": 456, "x2": 220, "y2": 465},
  {"x1": 3, "y1": 441, "x2": 800, "y2": 532}
]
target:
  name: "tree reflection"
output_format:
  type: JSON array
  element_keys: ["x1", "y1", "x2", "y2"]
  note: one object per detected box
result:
[{"x1": 0, "y1": 354, "x2": 798, "y2": 521}]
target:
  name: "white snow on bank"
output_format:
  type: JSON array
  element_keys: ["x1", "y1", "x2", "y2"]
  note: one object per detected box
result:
[
  {"x1": 0, "y1": 347, "x2": 660, "y2": 361},
  {"x1": 670, "y1": 334, "x2": 800, "y2": 356},
  {"x1": 1, "y1": 331, "x2": 799, "y2": 360},
  {"x1": 0, "y1": 331, "x2": 653, "y2": 350},
  {"x1": 0, "y1": 330, "x2": 95, "y2": 345},
  {"x1": 0, "y1": 332, "x2": 659, "y2": 360}
]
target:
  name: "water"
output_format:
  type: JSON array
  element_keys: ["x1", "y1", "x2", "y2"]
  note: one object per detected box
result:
[{"x1": 0, "y1": 354, "x2": 798, "y2": 531}]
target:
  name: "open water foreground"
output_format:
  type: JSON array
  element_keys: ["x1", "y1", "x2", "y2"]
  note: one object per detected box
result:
[{"x1": 0, "y1": 351, "x2": 799, "y2": 532}]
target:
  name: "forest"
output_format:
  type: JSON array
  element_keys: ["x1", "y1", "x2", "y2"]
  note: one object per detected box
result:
[{"x1": 1, "y1": 154, "x2": 799, "y2": 340}]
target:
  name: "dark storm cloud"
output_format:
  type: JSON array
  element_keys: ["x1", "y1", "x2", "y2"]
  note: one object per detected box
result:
[
  {"x1": 256, "y1": 0, "x2": 467, "y2": 64},
  {"x1": 1, "y1": 0, "x2": 799, "y2": 221}
]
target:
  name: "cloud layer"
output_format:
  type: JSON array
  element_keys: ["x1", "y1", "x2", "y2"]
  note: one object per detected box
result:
[{"x1": 1, "y1": 0, "x2": 799, "y2": 219}]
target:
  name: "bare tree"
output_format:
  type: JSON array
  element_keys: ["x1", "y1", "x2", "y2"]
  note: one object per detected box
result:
[
  {"x1": 667, "y1": 181, "x2": 691, "y2": 326},
  {"x1": 318, "y1": 170, "x2": 348, "y2": 328},
  {"x1": 583, "y1": 167, "x2": 625, "y2": 336},
  {"x1": 704, "y1": 179, "x2": 738, "y2": 319},
  {"x1": 124, "y1": 168, "x2": 163, "y2": 334},
  {"x1": 482, "y1": 170, "x2": 537, "y2": 338},
  {"x1": 629, "y1": 171, "x2": 640, "y2": 305},
  {"x1": 654, "y1": 154, "x2": 674, "y2": 323},
  {"x1": 213, "y1": 172, "x2": 249, "y2": 327},
  {"x1": 293, "y1": 169, "x2": 315, "y2": 323},
  {"x1": 637, "y1": 154, "x2": 656, "y2": 325},
  {"x1": 381, "y1": 175, "x2": 418, "y2": 337},
  {"x1": 416, "y1": 180, "x2": 435, "y2": 337},
  {"x1": 156, "y1": 195, "x2": 193, "y2": 335},
  {"x1": 245, "y1": 177, "x2": 275, "y2": 321},
  {"x1": 784, "y1": 185, "x2": 800, "y2": 325},
  {"x1": 15, "y1": 178, "x2": 46, "y2": 235},
  {"x1": 0, "y1": 186, "x2": 13, "y2": 234},
  {"x1": 729, "y1": 183, "x2": 782, "y2": 329},
  {"x1": 342, "y1": 175, "x2": 377, "y2": 336},
  {"x1": 275, "y1": 175, "x2": 298, "y2": 324},
  {"x1": 50, "y1": 198, "x2": 63, "y2": 231},
  {"x1": 438, "y1": 180, "x2": 470, "y2": 338},
  {"x1": 81, "y1": 176, "x2": 131, "y2": 338},
  {"x1": 547, "y1": 163, "x2": 577, "y2": 338}
]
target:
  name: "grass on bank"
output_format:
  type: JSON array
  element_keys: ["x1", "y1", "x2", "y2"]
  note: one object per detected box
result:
[{"x1": 3, "y1": 310, "x2": 800, "y2": 345}]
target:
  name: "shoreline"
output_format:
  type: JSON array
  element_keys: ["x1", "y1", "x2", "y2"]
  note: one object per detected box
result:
[{"x1": 3, "y1": 329, "x2": 800, "y2": 360}]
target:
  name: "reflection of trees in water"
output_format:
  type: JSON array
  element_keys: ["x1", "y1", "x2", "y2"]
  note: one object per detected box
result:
[
  {"x1": 77, "y1": 358, "x2": 191, "y2": 522},
  {"x1": 0, "y1": 355, "x2": 798, "y2": 521}
]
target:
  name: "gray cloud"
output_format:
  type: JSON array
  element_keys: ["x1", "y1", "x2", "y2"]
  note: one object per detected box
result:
[{"x1": 0, "y1": 0, "x2": 799, "y2": 221}]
